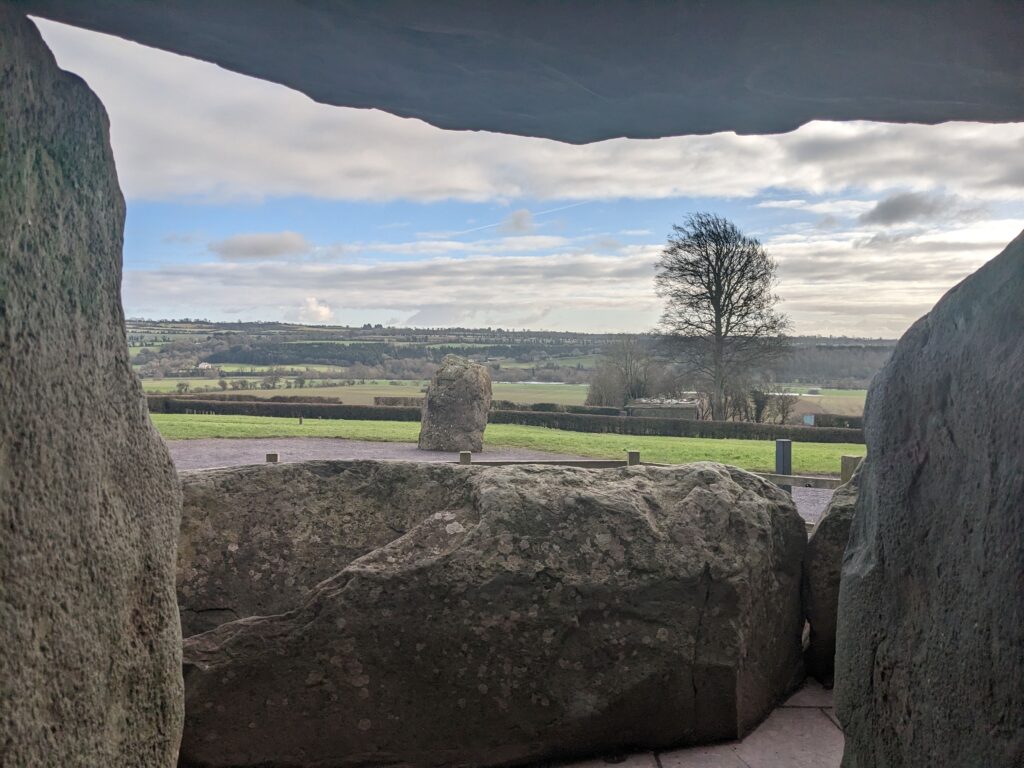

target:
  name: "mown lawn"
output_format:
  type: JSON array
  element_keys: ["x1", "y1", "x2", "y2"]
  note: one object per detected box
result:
[{"x1": 151, "y1": 414, "x2": 865, "y2": 475}]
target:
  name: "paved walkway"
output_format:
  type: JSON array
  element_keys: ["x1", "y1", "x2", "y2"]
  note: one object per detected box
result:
[
  {"x1": 565, "y1": 681, "x2": 842, "y2": 768},
  {"x1": 166, "y1": 437, "x2": 585, "y2": 471}
]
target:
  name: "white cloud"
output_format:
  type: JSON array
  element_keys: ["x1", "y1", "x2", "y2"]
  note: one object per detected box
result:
[
  {"x1": 297, "y1": 297, "x2": 334, "y2": 323},
  {"x1": 208, "y1": 231, "x2": 312, "y2": 260},
  {"x1": 35, "y1": 19, "x2": 1024, "y2": 207},
  {"x1": 757, "y1": 199, "x2": 876, "y2": 216},
  {"x1": 121, "y1": 219, "x2": 1023, "y2": 336}
]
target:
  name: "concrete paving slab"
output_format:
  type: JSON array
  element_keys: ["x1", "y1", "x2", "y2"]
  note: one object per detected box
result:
[
  {"x1": 784, "y1": 680, "x2": 834, "y2": 708},
  {"x1": 822, "y1": 708, "x2": 842, "y2": 730},
  {"x1": 564, "y1": 754, "x2": 659, "y2": 768},
  {"x1": 658, "y1": 745, "x2": 747, "y2": 767},
  {"x1": 732, "y1": 708, "x2": 843, "y2": 767}
]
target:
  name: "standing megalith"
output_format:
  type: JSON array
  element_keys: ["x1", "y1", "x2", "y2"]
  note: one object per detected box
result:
[
  {"x1": 418, "y1": 354, "x2": 492, "y2": 452},
  {"x1": 835, "y1": 231, "x2": 1024, "y2": 768},
  {"x1": 0, "y1": 10, "x2": 183, "y2": 766},
  {"x1": 802, "y1": 467, "x2": 859, "y2": 687}
]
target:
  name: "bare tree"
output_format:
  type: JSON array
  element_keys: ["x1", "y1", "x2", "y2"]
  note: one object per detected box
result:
[
  {"x1": 769, "y1": 390, "x2": 800, "y2": 424},
  {"x1": 656, "y1": 213, "x2": 789, "y2": 420},
  {"x1": 586, "y1": 335, "x2": 670, "y2": 407}
]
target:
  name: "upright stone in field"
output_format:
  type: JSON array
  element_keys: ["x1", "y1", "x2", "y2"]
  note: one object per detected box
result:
[
  {"x1": 418, "y1": 354, "x2": 492, "y2": 452},
  {"x1": 0, "y1": 9, "x2": 183, "y2": 765},
  {"x1": 836, "y1": 230, "x2": 1024, "y2": 768}
]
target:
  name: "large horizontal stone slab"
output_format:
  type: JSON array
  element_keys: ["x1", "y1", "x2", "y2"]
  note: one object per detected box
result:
[
  {"x1": 20, "y1": 1, "x2": 1024, "y2": 142},
  {"x1": 179, "y1": 461, "x2": 806, "y2": 767}
]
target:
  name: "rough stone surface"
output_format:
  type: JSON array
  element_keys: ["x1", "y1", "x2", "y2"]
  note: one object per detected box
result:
[
  {"x1": 179, "y1": 461, "x2": 806, "y2": 768},
  {"x1": 20, "y1": 1, "x2": 1024, "y2": 142},
  {"x1": 0, "y1": 10, "x2": 183, "y2": 766},
  {"x1": 836, "y1": 231, "x2": 1024, "y2": 768},
  {"x1": 418, "y1": 354, "x2": 492, "y2": 452},
  {"x1": 178, "y1": 461, "x2": 471, "y2": 636},
  {"x1": 802, "y1": 469, "x2": 859, "y2": 687}
]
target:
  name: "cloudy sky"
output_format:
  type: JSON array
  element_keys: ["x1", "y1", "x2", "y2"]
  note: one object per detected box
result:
[{"x1": 36, "y1": 19, "x2": 1024, "y2": 338}]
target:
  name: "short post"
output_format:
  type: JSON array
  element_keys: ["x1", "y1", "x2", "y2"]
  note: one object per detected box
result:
[
  {"x1": 626, "y1": 450, "x2": 641, "y2": 466},
  {"x1": 459, "y1": 451, "x2": 472, "y2": 465},
  {"x1": 298, "y1": 415, "x2": 303, "y2": 425},
  {"x1": 841, "y1": 454, "x2": 862, "y2": 484},
  {"x1": 265, "y1": 453, "x2": 278, "y2": 463},
  {"x1": 775, "y1": 439, "x2": 792, "y2": 493}
]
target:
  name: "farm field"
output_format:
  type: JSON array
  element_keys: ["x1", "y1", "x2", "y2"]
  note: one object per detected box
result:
[
  {"x1": 141, "y1": 378, "x2": 590, "y2": 405},
  {"x1": 151, "y1": 414, "x2": 864, "y2": 475},
  {"x1": 216, "y1": 363, "x2": 349, "y2": 373},
  {"x1": 497, "y1": 354, "x2": 600, "y2": 370}
]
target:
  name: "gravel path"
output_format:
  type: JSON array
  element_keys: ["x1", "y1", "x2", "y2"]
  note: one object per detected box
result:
[
  {"x1": 165, "y1": 437, "x2": 834, "y2": 523},
  {"x1": 791, "y1": 487, "x2": 834, "y2": 526},
  {"x1": 165, "y1": 437, "x2": 586, "y2": 471}
]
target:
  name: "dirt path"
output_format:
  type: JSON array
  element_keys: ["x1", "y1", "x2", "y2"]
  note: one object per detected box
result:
[{"x1": 165, "y1": 437, "x2": 834, "y2": 523}]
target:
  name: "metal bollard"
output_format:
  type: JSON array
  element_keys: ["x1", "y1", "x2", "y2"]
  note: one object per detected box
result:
[{"x1": 775, "y1": 439, "x2": 792, "y2": 493}]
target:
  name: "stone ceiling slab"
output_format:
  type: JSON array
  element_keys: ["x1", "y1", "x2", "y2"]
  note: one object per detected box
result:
[{"x1": 16, "y1": 0, "x2": 1024, "y2": 143}]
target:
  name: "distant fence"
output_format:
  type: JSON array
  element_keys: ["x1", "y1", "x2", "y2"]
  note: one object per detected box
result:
[{"x1": 148, "y1": 396, "x2": 864, "y2": 444}]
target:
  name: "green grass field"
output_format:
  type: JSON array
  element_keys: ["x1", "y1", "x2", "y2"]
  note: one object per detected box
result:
[{"x1": 151, "y1": 413, "x2": 864, "y2": 475}]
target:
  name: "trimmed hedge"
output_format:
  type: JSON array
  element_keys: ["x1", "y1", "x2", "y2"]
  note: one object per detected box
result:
[
  {"x1": 565, "y1": 405, "x2": 623, "y2": 417},
  {"x1": 814, "y1": 413, "x2": 864, "y2": 429},
  {"x1": 374, "y1": 396, "x2": 424, "y2": 407},
  {"x1": 487, "y1": 409, "x2": 864, "y2": 444},
  {"x1": 147, "y1": 397, "x2": 421, "y2": 422},
  {"x1": 166, "y1": 393, "x2": 346, "y2": 403},
  {"x1": 149, "y1": 396, "x2": 863, "y2": 443},
  {"x1": 489, "y1": 401, "x2": 624, "y2": 417}
]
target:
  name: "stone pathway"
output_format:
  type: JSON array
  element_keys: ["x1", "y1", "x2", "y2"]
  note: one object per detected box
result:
[
  {"x1": 165, "y1": 437, "x2": 585, "y2": 471},
  {"x1": 165, "y1": 438, "x2": 835, "y2": 524},
  {"x1": 562, "y1": 681, "x2": 842, "y2": 768}
]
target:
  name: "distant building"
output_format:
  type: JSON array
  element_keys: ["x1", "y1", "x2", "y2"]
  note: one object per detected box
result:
[
  {"x1": 626, "y1": 397, "x2": 700, "y2": 421},
  {"x1": 196, "y1": 362, "x2": 215, "y2": 370}
]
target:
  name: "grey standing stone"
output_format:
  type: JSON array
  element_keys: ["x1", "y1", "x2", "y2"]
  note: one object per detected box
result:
[
  {"x1": 835, "y1": 231, "x2": 1024, "y2": 768},
  {"x1": 0, "y1": 9, "x2": 183, "y2": 766},
  {"x1": 802, "y1": 468, "x2": 859, "y2": 687},
  {"x1": 418, "y1": 354, "x2": 492, "y2": 452},
  {"x1": 179, "y1": 462, "x2": 806, "y2": 768}
]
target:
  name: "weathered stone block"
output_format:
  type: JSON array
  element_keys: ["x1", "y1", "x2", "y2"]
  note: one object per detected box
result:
[
  {"x1": 177, "y1": 461, "x2": 472, "y2": 636},
  {"x1": 179, "y1": 462, "x2": 806, "y2": 767}
]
